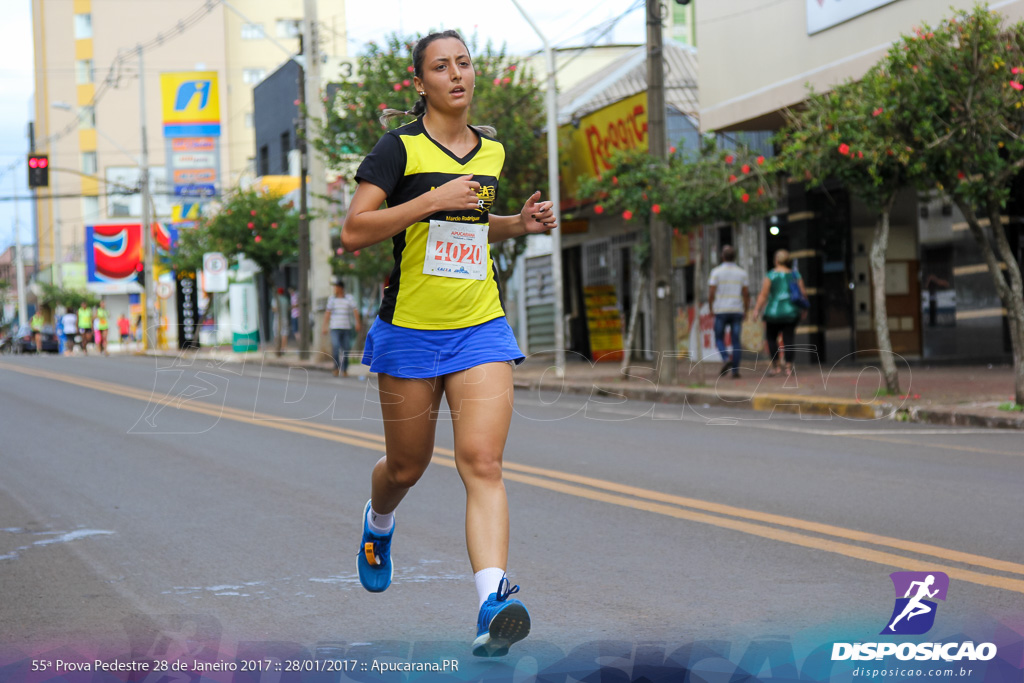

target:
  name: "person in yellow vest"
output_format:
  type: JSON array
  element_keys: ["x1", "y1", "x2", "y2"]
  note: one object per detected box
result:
[
  {"x1": 94, "y1": 300, "x2": 110, "y2": 356},
  {"x1": 77, "y1": 301, "x2": 93, "y2": 355},
  {"x1": 30, "y1": 310, "x2": 45, "y2": 353}
]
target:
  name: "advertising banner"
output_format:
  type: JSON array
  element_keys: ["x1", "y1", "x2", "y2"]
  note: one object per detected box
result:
[
  {"x1": 583, "y1": 285, "x2": 625, "y2": 362},
  {"x1": 160, "y1": 72, "x2": 221, "y2": 138},
  {"x1": 561, "y1": 92, "x2": 648, "y2": 201},
  {"x1": 229, "y1": 282, "x2": 259, "y2": 352},
  {"x1": 161, "y1": 72, "x2": 221, "y2": 207},
  {"x1": 176, "y1": 270, "x2": 200, "y2": 350},
  {"x1": 85, "y1": 223, "x2": 142, "y2": 293}
]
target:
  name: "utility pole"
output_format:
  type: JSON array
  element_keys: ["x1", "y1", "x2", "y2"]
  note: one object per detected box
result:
[
  {"x1": 646, "y1": 0, "x2": 677, "y2": 384},
  {"x1": 12, "y1": 173, "x2": 27, "y2": 328},
  {"x1": 303, "y1": 0, "x2": 331, "y2": 360},
  {"x1": 138, "y1": 45, "x2": 156, "y2": 350},
  {"x1": 296, "y1": 35, "x2": 311, "y2": 359}
]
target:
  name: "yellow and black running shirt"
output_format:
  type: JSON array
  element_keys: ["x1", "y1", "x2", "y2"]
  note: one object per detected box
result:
[{"x1": 355, "y1": 118, "x2": 506, "y2": 330}]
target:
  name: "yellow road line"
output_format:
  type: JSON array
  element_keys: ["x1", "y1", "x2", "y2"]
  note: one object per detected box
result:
[{"x1": 4, "y1": 361, "x2": 1023, "y2": 593}]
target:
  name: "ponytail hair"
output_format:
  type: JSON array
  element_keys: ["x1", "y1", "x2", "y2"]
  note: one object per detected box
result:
[
  {"x1": 377, "y1": 29, "x2": 497, "y2": 137},
  {"x1": 379, "y1": 98, "x2": 426, "y2": 127}
]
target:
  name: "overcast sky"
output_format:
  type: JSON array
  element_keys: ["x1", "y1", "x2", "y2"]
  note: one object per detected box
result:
[{"x1": 0, "y1": 0, "x2": 646, "y2": 253}]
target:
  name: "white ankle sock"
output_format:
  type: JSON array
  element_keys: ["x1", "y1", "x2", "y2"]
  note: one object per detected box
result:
[
  {"x1": 366, "y1": 504, "x2": 394, "y2": 535},
  {"x1": 475, "y1": 567, "x2": 507, "y2": 608}
]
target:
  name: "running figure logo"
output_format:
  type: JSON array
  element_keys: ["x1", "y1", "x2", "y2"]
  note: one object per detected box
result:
[{"x1": 881, "y1": 571, "x2": 949, "y2": 635}]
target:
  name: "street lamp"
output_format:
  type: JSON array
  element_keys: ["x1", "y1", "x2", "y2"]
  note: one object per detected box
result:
[{"x1": 510, "y1": 0, "x2": 566, "y2": 379}]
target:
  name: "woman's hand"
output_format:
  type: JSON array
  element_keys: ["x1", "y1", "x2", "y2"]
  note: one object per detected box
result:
[
  {"x1": 432, "y1": 174, "x2": 483, "y2": 212},
  {"x1": 520, "y1": 191, "x2": 557, "y2": 234}
]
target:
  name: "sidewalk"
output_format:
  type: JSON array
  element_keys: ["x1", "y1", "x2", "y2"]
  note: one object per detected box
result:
[{"x1": 145, "y1": 345, "x2": 1024, "y2": 430}]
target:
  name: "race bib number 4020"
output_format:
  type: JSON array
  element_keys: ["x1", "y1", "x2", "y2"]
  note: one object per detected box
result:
[{"x1": 423, "y1": 220, "x2": 489, "y2": 281}]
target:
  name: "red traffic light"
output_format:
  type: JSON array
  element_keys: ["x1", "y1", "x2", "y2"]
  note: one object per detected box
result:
[
  {"x1": 27, "y1": 154, "x2": 50, "y2": 188},
  {"x1": 135, "y1": 262, "x2": 145, "y2": 272}
]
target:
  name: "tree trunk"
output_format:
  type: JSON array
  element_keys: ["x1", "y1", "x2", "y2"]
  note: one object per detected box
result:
[
  {"x1": 956, "y1": 199, "x2": 1024, "y2": 405},
  {"x1": 985, "y1": 203, "x2": 1024, "y2": 406},
  {"x1": 620, "y1": 269, "x2": 647, "y2": 374},
  {"x1": 870, "y1": 207, "x2": 901, "y2": 395},
  {"x1": 272, "y1": 276, "x2": 288, "y2": 357}
]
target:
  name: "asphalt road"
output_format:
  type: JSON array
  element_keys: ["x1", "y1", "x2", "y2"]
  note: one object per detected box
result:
[{"x1": 1, "y1": 353, "x2": 1022, "y2": 678}]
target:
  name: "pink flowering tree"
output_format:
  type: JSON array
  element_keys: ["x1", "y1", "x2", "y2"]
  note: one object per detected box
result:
[
  {"x1": 171, "y1": 189, "x2": 299, "y2": 349},
  {"x1": 778, "y1": 67, "x2": 911, "y2": 394},
  {"x1": 577, "y1": 138, "x2": 775, "y2": 272},
  {"x1": 884, "y1": 6, "x2": 1024, "y2": 405},
  {"x1": 311, "y1": 33, "x2": 547, "y2": 303}
]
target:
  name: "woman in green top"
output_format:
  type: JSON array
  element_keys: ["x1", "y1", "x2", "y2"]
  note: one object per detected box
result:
[
  {"x1": 30, "y1": 311, "x2": 45, "y2": 353},
  {"x1": 753, "y1": 249, "x2": 808, "y2": 377}
]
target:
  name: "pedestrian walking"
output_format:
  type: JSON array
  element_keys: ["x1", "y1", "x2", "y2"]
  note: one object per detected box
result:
[
  {"x1": 341, "y1": 29, "x2": 556, "y2": 658},
  {"x1": 61, "y1": 309, "x2": 78, "y2": 356},
  {"x1": 707, "y1": 245, "x2": 749, "y2": 378},
  {"x1": 77, "y1": 301, "x2": 93, "y2": 354},
  {"x1": 94, "y1": 300, "x2": 110, "y2": 355},
  {"x1": 30, "y1": 310, "x2": 45, "y2": 353},
  {"x1": 118, "y1": 314, "x2": 132, "y2": 351},
  {"x1": 321, "y1": 281, "x2": 361, "y2": 377},
  {"x1": 289, "y1": 287, "x2": 299, "y2": 340},
  {"x1": 753, "y1": 249, "x2": 808, "y2": 377}
]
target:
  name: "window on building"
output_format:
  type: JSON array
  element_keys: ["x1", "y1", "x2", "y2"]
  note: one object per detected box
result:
[
  {"x1": 74, "y1": 13, "x2": 93, "y2": 39},
  {"x1": 78, "y1": 106, "x2": 95, "y2": 130},
  {"x1": 280, "y1": 132, "x2": 291, "y2": 174},
  {"x1": 244, "y1": 112, "x2": 254, "y2": 129},
  {"x1": 76, "y1": 59, "x2": 94, "y2": 84},
  {"x1": 82, "y1": 195, "x2": 100, "y2": 221},
  {"x1": 241, "y1": 22, "x2": 265, "y2": 40},
  {"x1": 258, "y1": 145, "x2": 269, "y2": 176},
  {"x1": 276, "y1": 19, "x2": 302, "y2": 38},
  {"x1": 81, "y1": 151, "x2": 98, "y2": 176},
  {"x1": 242, "y1": 68, "x2": 267, "y2": 85}
]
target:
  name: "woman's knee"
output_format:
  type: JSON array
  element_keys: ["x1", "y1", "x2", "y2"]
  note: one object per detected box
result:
[
  {"x1": 458, "y1": 448, "x2": 504, "y2": 485},
  {"x1": 383, "y1": 455, "x2": 431, "y2": 489}
]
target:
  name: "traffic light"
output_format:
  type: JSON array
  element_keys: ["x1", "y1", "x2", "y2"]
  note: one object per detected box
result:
[
  {"x1": 27, "y1": 154, "x2": 49, "y2": 188},
  {"x1": 135, "y1": 261, "x2": 146, "y2": 289}
]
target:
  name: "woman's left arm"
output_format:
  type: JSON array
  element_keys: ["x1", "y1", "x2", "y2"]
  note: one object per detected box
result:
[{"x1": 489, "y1": 191, "x2": 557, "y2": 242}]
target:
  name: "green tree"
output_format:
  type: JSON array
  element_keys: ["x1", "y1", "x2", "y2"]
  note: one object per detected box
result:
[
  {"x1": 778, "y1": 68, "x2": 912, "y2": 394},
  {"x1": 884, "y1": 5, "x2": 1024, "y2": 404},
  {"x1": 311, "y1": 32, "x2": 547, "y2": 301},
  {"x1": 577, "y1": 139, "x2": 775, "y2": 367},
  {"x1": 172, "y1": 188, "x2": 300, "y2": 348},
  {"x1": 38, "y1": 282, "x2": 100, "y2": 311}
]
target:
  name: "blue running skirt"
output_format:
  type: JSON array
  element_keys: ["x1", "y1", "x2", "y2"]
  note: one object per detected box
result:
[{"x1": 361, "y1": 316, "x2": 525, "y2": 379}]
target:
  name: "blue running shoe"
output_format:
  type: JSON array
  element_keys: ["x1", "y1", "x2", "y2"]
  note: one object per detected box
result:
[
  {"x1": 472, "y1": 577, "x2": 530, "y2": 657},
  {"x1": 356, "y1": 500, "x2": 393, "y2": 593}
]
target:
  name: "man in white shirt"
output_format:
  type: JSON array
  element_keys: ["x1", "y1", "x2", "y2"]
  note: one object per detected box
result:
[
  {"x1": 321, "y1": 280, "x2": 362, "y2": 377},
  {"x1": 708, "y1": 245, "x2": 750, "y2": 378}
]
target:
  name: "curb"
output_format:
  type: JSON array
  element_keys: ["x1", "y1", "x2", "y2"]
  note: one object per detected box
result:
[
  {"x1": 139, "y1": 351, "x2": 1023, "y2": 430},
  {"x1": 906, "y1": 405, "x2": 1024, "y2": 430},
  {"x1": 512, "y1": 378, "x2": 888, "y2": 420}
]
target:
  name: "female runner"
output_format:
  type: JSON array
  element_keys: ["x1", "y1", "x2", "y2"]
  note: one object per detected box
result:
[{"x1": 341, "y1": 30, "x2": 557, "y2": 657}]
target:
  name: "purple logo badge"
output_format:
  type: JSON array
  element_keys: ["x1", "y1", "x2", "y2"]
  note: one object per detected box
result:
[{"x1": 881, "y1": 571, "x2": 949, "y2": 635}]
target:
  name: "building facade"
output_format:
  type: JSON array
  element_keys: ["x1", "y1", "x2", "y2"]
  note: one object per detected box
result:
[
  {"x1": 30, "y1": 0, "x2": 343, "y2": 294},
  {"x1": 697, "y1": 0, "x2": 1024, "y2": 363}
]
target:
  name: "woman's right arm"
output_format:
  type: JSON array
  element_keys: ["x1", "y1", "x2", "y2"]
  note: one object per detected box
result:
[{"x1": 341, "y1": 176, "x2": 484, "y2": 251}]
